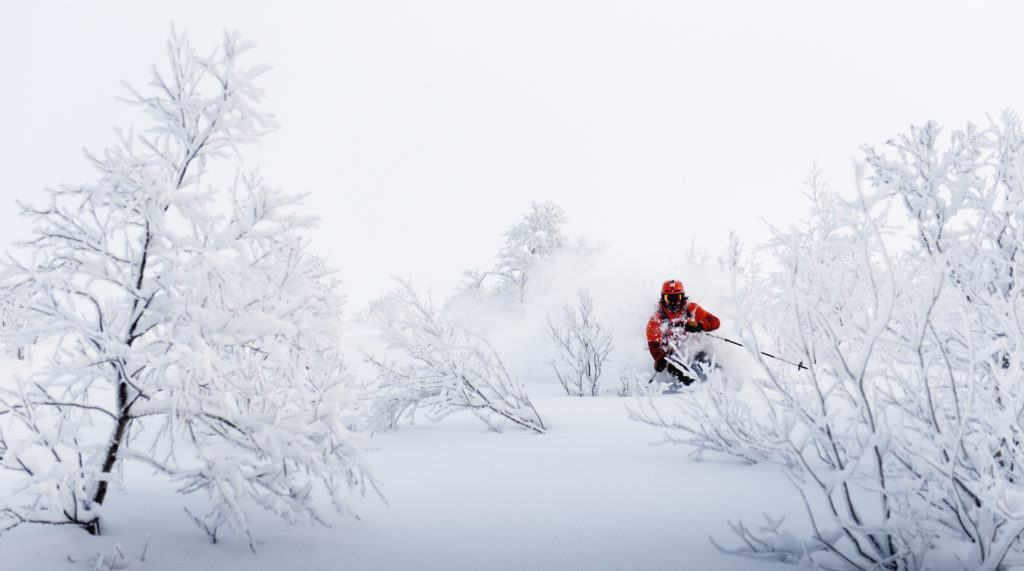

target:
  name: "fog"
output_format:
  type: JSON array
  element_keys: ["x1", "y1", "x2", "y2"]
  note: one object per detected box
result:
[{"x1": 5, "y1": 1, "x2": 1024, "y2": 309}]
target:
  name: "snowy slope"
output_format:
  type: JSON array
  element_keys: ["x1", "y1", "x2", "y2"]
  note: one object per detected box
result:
[
  {"x1": 0, "y1": 391, "x2": 798, "y2": 570},
  {"x1": 0, "y1": 243, "x2": 804, "y2": 570}
]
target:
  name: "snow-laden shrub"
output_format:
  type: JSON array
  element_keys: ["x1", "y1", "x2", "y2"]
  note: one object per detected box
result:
[
  {"x1": 366, "y1": 279, "x2": 545, "y2": 434},
  {"x1": 617, "y1": 367, "x2": 659, "y2": 397},
  {"x1": 0, "y1": 29, "x2": 374, "y2": 542},
  {"x1": 452, "y1": 201, "x2": 592, "y2": 309},
  {"x1": 636, "y1": 115, "x2": 1024, "y2": 570},
  {"x1": 546, "y1": 288, "x2": 612, "y2": 396}
]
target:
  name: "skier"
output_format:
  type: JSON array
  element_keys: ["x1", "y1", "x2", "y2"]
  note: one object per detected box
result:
[{"x1": 646, "y1": 279, "x2": 720, "y2": 385}]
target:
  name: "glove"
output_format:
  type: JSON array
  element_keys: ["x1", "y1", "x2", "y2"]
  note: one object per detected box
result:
[
  {"x1": 684, "y1": 320, "x2": 703, "y2": 333},
  {"x1": 655, "y1": 357, "x2": 667, "y2": 372}
]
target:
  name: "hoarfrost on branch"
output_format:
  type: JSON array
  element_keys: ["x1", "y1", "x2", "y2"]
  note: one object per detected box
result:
[
  {"x1": 636, "y1": 115, "x2": 1024, "y2": 569},
  {"x1": 0, "y1": 28, "x2": 374, "y2": 541},
  {"x1": 366, "y1": 279, "x2": 545, "y2": 434}
]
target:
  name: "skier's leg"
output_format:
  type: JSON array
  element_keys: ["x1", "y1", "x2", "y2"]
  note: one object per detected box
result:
[
  {"x1": 666, "y1": 362, "x2": 695, "y2": 386},
  {"x1": 691, "y1": 351, "x2": 712, "y2": 382}
]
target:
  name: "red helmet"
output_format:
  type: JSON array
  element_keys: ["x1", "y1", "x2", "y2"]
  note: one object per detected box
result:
[
  {"x1": 662, "y1": 280, "x2": 685, "y2": 296},
  {"x1": 661, "y1": 280, "x2": 687, "y2": 312}
]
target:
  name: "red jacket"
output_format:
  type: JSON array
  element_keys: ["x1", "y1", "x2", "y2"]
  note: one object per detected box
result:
[{"x1": 646, "y1": 301, "x2": 720, "y2": 361}]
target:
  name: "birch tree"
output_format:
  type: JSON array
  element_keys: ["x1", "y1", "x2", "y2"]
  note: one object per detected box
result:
[{"x1": 0, "y1": 29, "x2": 373, "y2": 542}]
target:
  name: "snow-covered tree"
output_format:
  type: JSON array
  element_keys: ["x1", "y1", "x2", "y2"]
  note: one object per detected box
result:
[
  {"x1": 496, "y1": 201, "x2": 569, "y2": 301},
  {"x1": 546, "y1": 288, "x2": 612, "y2": 396},
  {"x1": 456, "y1": 202, "x2": 590, "y2": 307},
  {"x1": 366, "y1": 279, "x2": 545, "y2": 434},
  {"x1": 0, "y1": 29, "x2": 373, "y2": 542},
  {"x1": 636, "y1": 114, "x2": 1024, "y2": 569}
]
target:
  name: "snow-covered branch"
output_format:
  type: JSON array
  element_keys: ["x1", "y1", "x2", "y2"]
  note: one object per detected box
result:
[
  {"x1": 546, "y1": 288, "x2": 612, "y2": 396},
  {"x1": 366, "y1": 279, "x2": 545, "y2": 434},
  {"x1": 635, "y1": 128, "x2": 1024, "y2": 568},
  {"x1": 0, "y1": 28, "x2": 373, "y2": 541}
]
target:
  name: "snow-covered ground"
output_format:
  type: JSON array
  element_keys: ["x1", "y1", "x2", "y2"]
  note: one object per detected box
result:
[
  {"x1": 0, "y1": 389, "x2": 799, "y2": 570},
  {"x1": 0, "y1": 241, "x2": 805, "y2": 570}
]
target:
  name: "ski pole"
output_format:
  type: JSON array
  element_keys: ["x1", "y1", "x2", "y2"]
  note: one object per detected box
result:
[{"x1": 706, "y1": 333, "x2": 807, "y2": 371}]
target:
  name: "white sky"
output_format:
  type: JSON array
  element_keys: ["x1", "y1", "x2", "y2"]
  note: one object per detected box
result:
[{"x1": 4, "y1": 1, "x2": 1024, "y2": 309}]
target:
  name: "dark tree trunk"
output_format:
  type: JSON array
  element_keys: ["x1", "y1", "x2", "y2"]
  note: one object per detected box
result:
[{"x1": 86, "y1": 380, "x2": 132, "y2": 535}]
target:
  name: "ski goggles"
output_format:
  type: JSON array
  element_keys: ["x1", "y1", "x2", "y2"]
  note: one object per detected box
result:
[{"x1": 662, "y1": 293, "x2": 686, "y2": 306}]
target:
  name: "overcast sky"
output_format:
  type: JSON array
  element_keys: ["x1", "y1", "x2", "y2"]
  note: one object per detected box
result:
[{"x1": 4, "y1": 1, "x2": 1024, "y2": 309}]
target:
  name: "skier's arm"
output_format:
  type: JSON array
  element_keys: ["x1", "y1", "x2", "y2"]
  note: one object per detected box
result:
[
  {"x1": 692, "y1": 305, "x2": 720, "y2": 332},
  {"x1": 646, "y1": 314, "x2": 667, "y2": 361}
]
